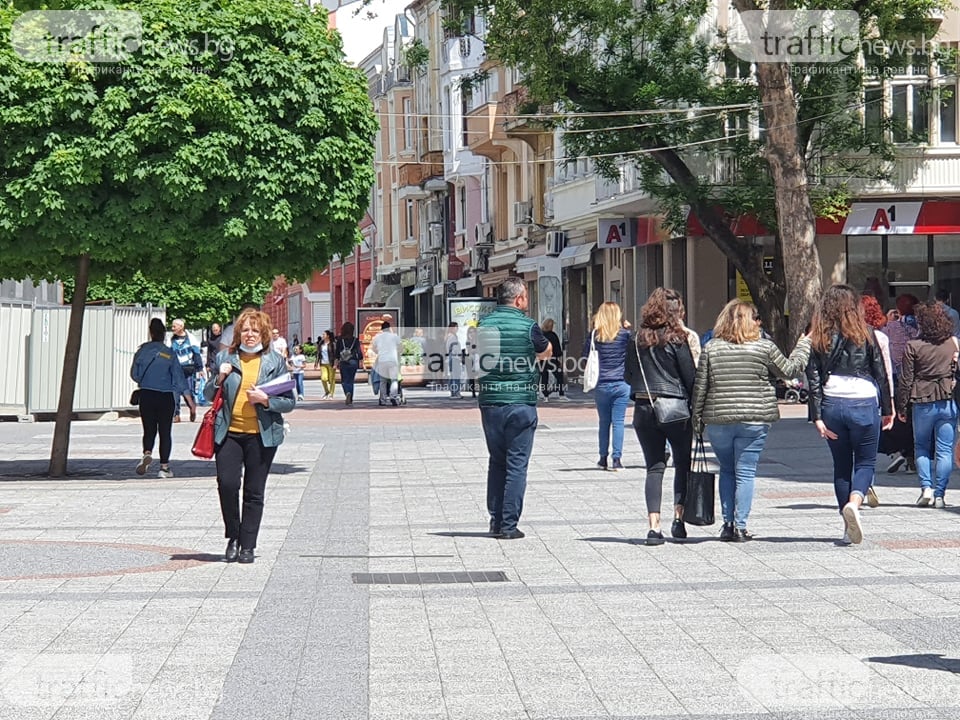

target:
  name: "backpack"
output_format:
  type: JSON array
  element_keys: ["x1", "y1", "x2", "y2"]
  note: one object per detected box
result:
[
  {"x1": 173, "y1": 336, "x2": 198, "y2": 370},
  {"x1": 340, "y1": 340, "x2": 356, "y2": 362}
]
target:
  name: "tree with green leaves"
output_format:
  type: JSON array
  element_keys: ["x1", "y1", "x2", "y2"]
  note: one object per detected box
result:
[
  {"x1": 64, "y1": 274, "x2": 272, "y2": 329},
  {"x1": 455, "y1": 0, "x2": 944, "y2": 347},
  {"x1": 0, "y1": 0, "x2": 377, "y2": 476}
]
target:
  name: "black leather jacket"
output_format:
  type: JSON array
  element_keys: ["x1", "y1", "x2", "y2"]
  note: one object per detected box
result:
[
  {"x1": 806, "y1": 332, "x2": 892, "y2": 421},
  {"x1": 624, "y1": 333, "x2": 696, "y2": 402}
]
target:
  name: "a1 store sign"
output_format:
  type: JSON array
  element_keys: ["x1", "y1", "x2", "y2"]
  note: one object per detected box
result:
[{"x1": 597, "y1": 218, "x2": 636, "y2": 249}]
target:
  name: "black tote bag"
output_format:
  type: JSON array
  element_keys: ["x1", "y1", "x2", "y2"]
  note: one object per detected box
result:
[{"x1": 683, "y1": 434, "x2": 716, "y2": 526}]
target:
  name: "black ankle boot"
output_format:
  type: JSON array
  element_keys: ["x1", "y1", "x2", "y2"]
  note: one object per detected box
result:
[
  {"x1": 225, "y1": 539, "x2": 239, "y2": 562},
  {"x1": 720, "y1": 522, "x2": 735, "y2": 541}
]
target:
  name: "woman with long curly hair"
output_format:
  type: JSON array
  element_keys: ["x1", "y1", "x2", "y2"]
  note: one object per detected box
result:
[
  {"x1": 581, "y1": 302, "x2": 632, "y2": 471},
  {"x1": 896, "y1": 301, "x2": 958, "y2": 508},
  {"x1": 807, "y1": 285, "x2": 893, "y2": 545},
  {"x1": 693, "y1": 299, "x2": 811, "y2": 542},
  {"x1": 624, "y1": 288, "x2": 697, "y2": 545}
]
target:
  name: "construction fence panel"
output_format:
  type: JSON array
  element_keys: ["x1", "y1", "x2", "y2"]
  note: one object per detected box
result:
[
  {"x1": 113, "y1": 306, "x2": 165, "y2": 408},
  {"x1": 0, "y1": 301, "x2": 33, "y2": 414}
]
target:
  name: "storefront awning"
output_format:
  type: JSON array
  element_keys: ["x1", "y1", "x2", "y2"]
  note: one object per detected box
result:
[
  {"x1": 488, "y1": 250, "x2": 519, "y2": 270},
  {"x1": 514, "y1": 256, "x2": 541, "y2": 274},
  {"x1": 558, "y1": 242, "x2": 595, "y2": 268},
  {"x1": 410, "y1": 285, "x2": 432, "y2": 296},
  {"x1": 362, "y1": 281, "x2": 401, "y2": 305},
  {"x1": 455, "y1": 276, "x2": 479, "y2": 291}
]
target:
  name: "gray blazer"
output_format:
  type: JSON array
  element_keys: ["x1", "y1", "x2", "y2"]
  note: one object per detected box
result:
[{"x1": 203, "y1": 350, "x2": 295, "y2": 448}]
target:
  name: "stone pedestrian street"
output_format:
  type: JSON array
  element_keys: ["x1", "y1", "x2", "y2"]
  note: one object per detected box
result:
[{"x1": 1, "y1": 383, "x2": 959, "y2": 720}]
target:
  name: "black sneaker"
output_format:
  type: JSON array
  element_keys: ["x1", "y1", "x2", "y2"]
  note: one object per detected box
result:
[
  {"x1": 644, "y1": 530, "x2": 665, "y2": 546},
  {"x1": 611, "y1": 458, "x2": 624, "y2": 471},
  {"x1": 720, "y1": 522, "x2": 736, "y2": 541},
  {"x1": 734, "y1": 528, "x2": 754, "y2": 542},
  {"x1": 670, "y1": 519, "x2": 687, "y2": 539},
  {"x1": 597, "y1": 456, "x2": 608, "y2": 470}
]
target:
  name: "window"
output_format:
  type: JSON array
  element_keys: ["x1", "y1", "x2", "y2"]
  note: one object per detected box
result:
[
  {"x1": 481, "y1": 161, "x2": 490, "y2": 223},
  {"x1": 402, "y1": 98, "x2": 414, "y2": 151},
  {"x1": 863, "y1": 48, "x2": 932, "y2": 144},
  {"x1": 457, "y1": 185, "x2": 467, "y2": 231},
  {"x1": 406, "y1": 199, "x2": 415, "y2": 240}
]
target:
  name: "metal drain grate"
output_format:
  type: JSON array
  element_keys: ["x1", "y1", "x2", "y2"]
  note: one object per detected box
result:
[{"x1": 352, "y1": 570, "x2": 509, "y2": 585}]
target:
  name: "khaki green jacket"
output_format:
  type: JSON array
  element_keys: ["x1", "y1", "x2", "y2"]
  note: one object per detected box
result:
[{"x1": 692, "y1": 337, "x2": 811, "y2": 428}]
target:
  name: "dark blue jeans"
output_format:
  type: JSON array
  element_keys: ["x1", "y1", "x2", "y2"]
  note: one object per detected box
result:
[
  {"x1": 340, "y1": 361, "x2": 358, "y2": 396},
  {"x1": 480, "y1": 404, "x2": 538, "y2": 533},
  {"x1": 820, "y1": 396, "x2": 880, "y2": 511}
]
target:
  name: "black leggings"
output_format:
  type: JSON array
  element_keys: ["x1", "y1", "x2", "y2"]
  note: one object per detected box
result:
[
  {"x1": 139, "y1": 389, "x2": 175, "y2": 463},
  {"x1": 632, "y1": 402, "x2": 693, "y2": 513}
]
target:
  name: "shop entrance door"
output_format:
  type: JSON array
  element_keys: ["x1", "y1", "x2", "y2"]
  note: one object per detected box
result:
[{"x1": 848, "y1": 235, "x2": 932, "y2": 311}]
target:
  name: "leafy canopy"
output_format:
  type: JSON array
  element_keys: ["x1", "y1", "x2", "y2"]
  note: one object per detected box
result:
[
  {"x1": 457, "y1": 0, "x2": 945, "y2": 233},
  {"x1": 62, "y1": 273, "x2": 271, "y2": 328},
  {"x1": 0, "y1": 0, "x2": 378, "y2": 284}
]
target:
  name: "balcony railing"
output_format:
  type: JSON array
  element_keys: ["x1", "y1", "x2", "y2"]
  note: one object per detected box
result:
[
  {"x1": 464, "y1": 102, "x2": 506, "y2": 158},
  {"x1": 595, "y1": 163, "x2": 641, "y2": 202}
]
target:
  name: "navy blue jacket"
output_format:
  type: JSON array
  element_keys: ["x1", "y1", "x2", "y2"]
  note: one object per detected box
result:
[{"x1": 582, "y1": 328, "x2": 631, "y2": 386}]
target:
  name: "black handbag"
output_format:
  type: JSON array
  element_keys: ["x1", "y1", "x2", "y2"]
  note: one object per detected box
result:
[
  {"x1": 130, "y1": 389, "x2": 141, "y2": 406},
  {"x1": 683, "y1": 434, "x2": 716, "y2": 526},
  {"x1": 634, "y1": 339, "x2": 691, "y2": 425}
]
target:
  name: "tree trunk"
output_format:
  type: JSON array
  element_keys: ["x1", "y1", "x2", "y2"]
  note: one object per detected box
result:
[
  {"x1": 48, "y1": 253, "x2": 90, "y2": 478},
  {"x1": 648, "y1": 146, "x2": 788, "y2": 348},
  {"x1": 733, "y1": 0, "x2": 822, "y2": 347}
]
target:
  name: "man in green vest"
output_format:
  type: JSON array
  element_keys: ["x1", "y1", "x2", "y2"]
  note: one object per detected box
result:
[{"x1": 477, "y1": 277, "x2": 552, "y2": 539}]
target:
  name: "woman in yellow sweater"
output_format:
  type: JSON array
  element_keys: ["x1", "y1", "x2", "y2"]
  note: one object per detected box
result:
[{"x1": 206, "y1": 309, "x2": 295, "y2": 564}]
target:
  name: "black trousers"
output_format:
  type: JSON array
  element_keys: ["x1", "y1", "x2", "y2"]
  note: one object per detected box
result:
[
  {"x1": 139, "y1": 389, "x2": 175, "y2": 463},
  {"x1": 215, "y1": 432, "x2": 278, "y2": 549},
  {"x1": 632, "y1": 402, "x2": 694, "y2": 513}
]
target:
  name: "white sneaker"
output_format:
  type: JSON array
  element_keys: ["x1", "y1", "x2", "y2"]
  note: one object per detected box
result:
[
  {"x1": 136, "y1": 453, "x2": 152, "y2": 475},
  {"x1": 158, "y1": 467, "x2": 173, "y2": 479},
  {"x1": 554, "y1": 395, "x2": 571, "y2": 402},
  {"x1": 917, "y1": 487, "x2": 934, "y2": 506},
  {"x1": 842, "y1": 502, "x2": 863, "y2": 544}
]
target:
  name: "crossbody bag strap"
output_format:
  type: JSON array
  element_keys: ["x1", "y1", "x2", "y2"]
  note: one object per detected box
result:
[
  {"x1": 634, "y1": 336, "x2": 654, "y2": 401},
  {"x1": 647, "y1": 342, "x2": 684, "y2": 398}
]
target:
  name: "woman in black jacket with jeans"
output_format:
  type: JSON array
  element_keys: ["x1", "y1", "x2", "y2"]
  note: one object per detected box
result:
[
  {"x1": 807, "y1": 284, "x2": 894, "y2": 545},
  {"x1": 625, "y1": 288, "x2": 697, "y2": 546}
]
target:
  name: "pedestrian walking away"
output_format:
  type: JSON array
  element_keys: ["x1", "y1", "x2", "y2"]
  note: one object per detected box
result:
[
  {"x1": 204, "y1": 309, "x2": 295, "y2": 564},
  {"x1": 624, "y1": 288, "x2": 697, "y2": 546},
  {"x1": 895, "y1": 301, "x2": 959, "y2": 510},
  {"x1": 130, "y1": 318, "x2": 189, "y2": 479},
  {"x1": 539, "y1": 318, "x2": 567, "y2": 401},
  {"x1": 882, "y1": 294, "x2": 920, "y2": 474},
  {"x1": 335, "y1": 323, "x2": 363, "y2": 406},
  {"x1": 478, "y1": 277, "x2": 551, "y2": 540},
  {"x1": 692, "y1": 299, "x2": 811, "y2": 542},
  {"x1": 861, "y1": 294, "x2": 895, "y2": 507},
  {"x1": 807, "y1": 285, "x2": 894, "y2": 545},
  {"x1": 582, "y1": 302, "x2": 632, "y2": 471}
]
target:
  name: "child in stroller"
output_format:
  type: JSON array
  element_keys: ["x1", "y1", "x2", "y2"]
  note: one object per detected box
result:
[{"x1": 371, "y1": 370, "x2": 406, "y2": 406}]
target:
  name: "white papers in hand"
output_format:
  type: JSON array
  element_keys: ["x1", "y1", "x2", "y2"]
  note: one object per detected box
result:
[{"x1": 257, "y1": 374, "x2": 296, "y2": 396}]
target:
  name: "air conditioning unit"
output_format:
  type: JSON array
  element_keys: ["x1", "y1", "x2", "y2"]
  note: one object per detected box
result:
[
  {"x1": 513, "y1": 201, "x2": 532, "y2": 227},
  {"x1": 470, "y1": 246, "x2": 489, "y2": 273},
  {"x1": 428, "y1": 223, "x2": 444, "y2": 250},
  {"x1": 546, "y1": 231, "x2": 566, "y2": 257},
  {"x1": 474, "y1": 222, "x2": 492, "y2": 245}
]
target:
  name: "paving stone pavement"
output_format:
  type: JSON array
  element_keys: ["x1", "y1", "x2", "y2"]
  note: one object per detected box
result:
[{"x1": 2, "y1": 381, "x2": 960, "y2": 719}]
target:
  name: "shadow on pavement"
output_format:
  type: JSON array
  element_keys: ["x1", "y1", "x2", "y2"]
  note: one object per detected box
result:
[
  {"x1": 0, "y1": 458, "x2": 309, "y2": 482},
  {"x1": 428, "y1": 531, "x2": 495, "y2": 538},
  {"x1": 867, "y1": 653, "x2": 960, "y2": 673},
  {"x1": 752, "y1": 536, "x2": 841, "y2": 544},
  {"x1": 774, "y1": 503, "x2": 837, "y2": 510},
  {"x1": 170, "y1": 553, "x2": 223, "y2": 563}
]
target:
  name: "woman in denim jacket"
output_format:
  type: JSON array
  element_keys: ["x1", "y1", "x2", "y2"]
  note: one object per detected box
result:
[
  {"x1": 581, "y1": 302, "x2": 632, "y2": 471},
  {"x1": 205, "y1": 309, "x2": 295, "y2": 564}
]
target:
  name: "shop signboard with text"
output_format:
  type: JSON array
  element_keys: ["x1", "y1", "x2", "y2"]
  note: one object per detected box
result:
[{"x1": 357, "y1": 307, "x2": 400, "y2": 370}]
